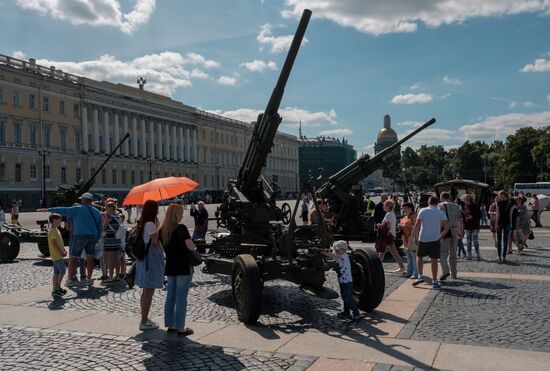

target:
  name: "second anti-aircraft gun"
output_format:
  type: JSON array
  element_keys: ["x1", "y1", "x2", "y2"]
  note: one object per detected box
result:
[{"x1": 203, "y1": 9, "x2": 386, "y2": 325}]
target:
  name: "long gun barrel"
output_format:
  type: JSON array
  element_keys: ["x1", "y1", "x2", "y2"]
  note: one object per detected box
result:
[
  {"x1": 317, "y1": 118, "x2": 436, "y2": 198},
  {"x1": 237, "y1": 9, "x2": 311, "y2": 194},
  {"x1": 77, "y1": 132, "x2": 130, "y2": 196}
]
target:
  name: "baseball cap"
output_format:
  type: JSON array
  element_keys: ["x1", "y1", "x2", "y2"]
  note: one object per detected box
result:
[{"x1": 79, "y1": 192, "x2": 94, "y2": 200}]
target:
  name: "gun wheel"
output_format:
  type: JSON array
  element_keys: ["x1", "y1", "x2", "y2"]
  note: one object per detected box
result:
[
  {"x1": 232, "y1": 254, "x2": 263, "y2": 324},
  {"x1": 0, "y1": 231, "x2": 20, "y2": 263},
  {"x1": 281, "y1": 203, "x2": 292, "y2": 225},
  {"x1": 38, "y1": 240, "x2": 51, "y2": 257},
  {"x1": 351, "y1": 248, "x2": 385, "y2": 312}
]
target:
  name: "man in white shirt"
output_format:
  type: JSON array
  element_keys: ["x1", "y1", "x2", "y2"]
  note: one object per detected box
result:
[
  {"x1": 438, "y1": 192, "x2": 464, "y2": 280},
  {"x1": 413, "y1": 196, "x2": 450, "y2": 288}
]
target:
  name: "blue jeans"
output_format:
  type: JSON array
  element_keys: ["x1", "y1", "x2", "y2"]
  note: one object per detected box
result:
[
  {"x1": 70, "y1": 235, "x2": 96, "y2": 257},
  {"x1": 192, "y1": 230, "x2": 206, "y2": 240},
  {"x1": 465, "y1": 229, "x2": 480, "y2": 257},
  {"x1": 164, "y1": 275, "x2": 193, "y2": 331},
  {"x1": 339, "y1": 282, "x2": 359, "y2": 315},
  {"x1": 405, "y1": 249, "x2": 418, "y2": 278},
  {"x1": 456, "y1": 238, "x2": 466, "y2": 257},
  {"x1": 496, "y1": 225, "x2": 511, "y2": 258}
]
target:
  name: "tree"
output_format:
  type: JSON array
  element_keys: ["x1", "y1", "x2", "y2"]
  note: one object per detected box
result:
[
  {"x1": 531, "y1": 127, "x2": 550, "y2": 181},
  {"x1": 499, "y1": 127, "x2": 541, "y2": 189}
]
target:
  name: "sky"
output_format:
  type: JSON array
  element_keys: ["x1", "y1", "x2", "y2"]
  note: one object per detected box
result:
[{"x1": 2, "y1": 0, "x2": 550, "y2": 154}]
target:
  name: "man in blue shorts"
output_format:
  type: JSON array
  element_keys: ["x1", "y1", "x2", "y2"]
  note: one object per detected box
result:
[
  {"x1": 39, "y1": 193, "x2": 102, "y2": 287},
  {"x1": 413, "y1": 196, "x2": 450, "y2": 288}
]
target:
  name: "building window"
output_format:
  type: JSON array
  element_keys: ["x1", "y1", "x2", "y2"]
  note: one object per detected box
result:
[
  {"x1": 76, "y1": 167, "x2": 81, "y2": 182},
  {"x1": 43, "y1": 126, "x2": 51, "y2": 148},
  {"x1": 60, "y1": 127, "x2": 67, "y2": 151},
  {"x1": 29, "y1": 94, "x2": 36, "y2": 109},
  {"x1": 204, "y1": 175, "x2": 208, "y2": 187},
  {"x1": 45, "y1": 165, "x2": 51, "y2": 180},
  {"x1": 121, "y1": 170, "x2": 127, "y2": 185},
  {"x1": 61, "y1": 166, "x2": 67, "y2": 183},
  {"x1": 0, "y1": 118, "x2": 5, "y2": 144},
  {"x1": 13, "y1": 120, "x2": 22, "y2": 146},
  {"x1": 43, "y1": 97, "x2": 49, "y2": 112},
  {"x1": 13, "y1": 92, "x2": 21, "y2": 106},
  {"x1": 29, "y1": 123, "x2": 37, "y2": 147},
  {"x1": 30, "y1": 164, "x2": 37, "y2": 180},
  {"x1": 131, "y1": 170, "x2": 136, "y2": 184},
  {"x1": 139, "y1": 171, "x2": 144, "y2": 183},
  {"x1": 74, "y1": 130, "x2": 81, "y2": 152},
  {"x1": 59, "y1": 101, "x2": 65, "y2": 115},
  {"x1": 101, "y1": 169, "x2": 107, "y2": 184},
  {"x1": 73, "y1": 103, "x2": 80, "y2": 118},
  {"x1": 15, "y1": 164, "x2": 22, "y2": 182},
  {"x1": 0, "y1": 163, "x2": 5, "y2": 181}
]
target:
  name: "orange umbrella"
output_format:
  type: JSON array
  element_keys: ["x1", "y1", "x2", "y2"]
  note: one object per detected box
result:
[{"x1": 122, "y1": 176, "x2": 198, "y2": 206}]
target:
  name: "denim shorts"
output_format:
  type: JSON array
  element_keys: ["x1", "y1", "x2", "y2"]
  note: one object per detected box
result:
[
  {"x1": 70, "y1": 235, "x2": 97, "y2": 257},
  {"x1": 53, "y1": 260, "x2": 66, "y2": 276}
]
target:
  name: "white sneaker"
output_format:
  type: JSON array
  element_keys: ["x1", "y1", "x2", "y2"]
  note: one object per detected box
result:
[
  {"x1": 139, "y1": 319, "x2": 159, "y2": 331},
  {"x1": 393, "y1": 267, "x2": 404, "y2": 273}
]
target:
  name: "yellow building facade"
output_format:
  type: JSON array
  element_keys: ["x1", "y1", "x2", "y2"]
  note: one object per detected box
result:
[{"x1": 0, "y1": 54, "x2": 299, "y2": 209}]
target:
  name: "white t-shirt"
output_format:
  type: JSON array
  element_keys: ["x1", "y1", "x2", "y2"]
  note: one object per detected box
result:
[
  {"x1": 332, "y1": 250, "x2": 353, "y2": 284},
  {"x1": 382, "y1": 211, "x2": 397, "y2": 237},
  {"x1": 417, "y1": 206, "x2": 447, "y2": 242},
  {"x1": 142, "y1": 222, "x2": 157, "y2": 245}
]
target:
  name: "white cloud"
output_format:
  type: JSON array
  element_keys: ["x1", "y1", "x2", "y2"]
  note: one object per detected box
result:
[
  {"x1": 520, "y1": 58, "x2": 550, "y2": 72},
  {"x1": 16, "y1": 0, "x2": 156, "y2": 34},
  {"x1": 257, "y1": 23, "x2": 308, "y2": 53},
  {"x1": 217, "y1": 76, "x2": 237, "y2": 86},
  {"x1": 208, "y1": 107, "x2": 338, "y2": 127},
  {"x1": 12, "y1": 50, "x2": 26, "y2": 59},
  {"x1": 282, "y1": 0, "x2": 550, "y2": 35},
  {"x1": 459, "y1": 111, "x2": 550, "y2": 141},
  {"x1": 524, "y1": 101, "x2": 535, "y2": 108},
  {"x1": 240, "y1": 59, "x2": 278, "y2": 72},
  {"x1": 396, "y1": 127, "x2": 455, "y2": 149},
  {"x1": 409, "y1": 82, "x2": 424, "y2": 90},
  {"x1": 320, "y1": 128, "x2": 353, "y2": 136},
  {"x1": 443, "y1": 75, "x2": 462, "y2": 85},
  {"x1": 391, "y1": 93, "x2": 433, "y2": 104},
  {"x1": 32, "y1": 51, "x2": 220, "y2": 96},
  {"x1": 397, "y1": 121, "x2": 423, "y2": 127},
  {"x1": 509, "y1": 101, "x2": 517, "y2": 109}
]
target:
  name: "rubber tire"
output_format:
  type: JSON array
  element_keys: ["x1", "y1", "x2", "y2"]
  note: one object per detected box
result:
[
  {"x1": 281, "y1": 202, "x2": 292, "y2": 225},
  {"x1": 231, "y1": 254, "x2": 263, "y2": 324},
  {"x1": 351, "y1": 248, "x2": 385, "y2": 312},
  {"x1": 38, "y1": 241, "x2": 51, "y2": 257},
  {"x1": 0, "y1": 231, "x2": 21, "y2": 262}
]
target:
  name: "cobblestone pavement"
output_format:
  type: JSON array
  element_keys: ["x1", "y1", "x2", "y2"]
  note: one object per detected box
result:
[
  {"x1": 0, "y1": 326, "x2": 316, "y2": 371},
  {"x1": 0, "y1": 259, "x2": 52, "y2": 294},
  {"x1": 399, "y1": 277, "x2": 550, "y2": 352},
  {"x1": 29, "y1": 267, "x2": 405, "y2": 334}
]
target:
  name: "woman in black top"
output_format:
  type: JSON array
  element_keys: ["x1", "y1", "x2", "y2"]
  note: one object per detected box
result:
[
  {"x1": 495, "y1": 191, "x2": 513, "y2": 263},
  {"x1": 159, "y1": 203, "x2": 197, "y2": 336}
]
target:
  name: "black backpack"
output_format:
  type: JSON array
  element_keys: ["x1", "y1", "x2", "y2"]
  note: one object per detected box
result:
[{"x1": 126, "y1": 226, "x2": 151, "y2": 260}]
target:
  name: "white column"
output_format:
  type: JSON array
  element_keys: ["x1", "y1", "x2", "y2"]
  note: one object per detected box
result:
[
  {"x1": 178, "y1": 126, "x2": 184, "y2": 161},
  {"x1": 185, "y1": 126, "x2": 191, "y2": 162},
  {"x1": 157, "y1": 123, "x2": 163, "y2": 160},
  {"x1": 164, "y1": 123, "x2": 170, "y2": 160},
  {"x1": 171, "y1": 124, "x2": 177, "y2": 160},
  {"x1": 132, "y1": 117, "x2": 138, "y2": 157},
  {"x1": 114, "y1": 113, "x2": 120, "y2": 155},
  {"x1": 192, "y1": 128, "x2": 197, "y2": 162},
  {"x1": 149, "y1": 120, "x2": 155, "y2": 159},
  {"x1": 122, "y1": 115, "x2": 129, "y2": 156},
  {"x1": 82, "y1": 105, "x2": 89, "y2": 152},
  {"x1": 93, "y1": 108, "x2": 99, "y2": 153},
  {"x1": 103, "y1": 111, "x2": 110, "y2": 153},
  {"x1": 140, "y1": 119, "x2": 146, "y2": 158}
]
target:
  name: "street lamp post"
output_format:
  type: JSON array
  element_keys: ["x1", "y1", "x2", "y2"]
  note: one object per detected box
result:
[
  {"x1": 215, "y1": 165, "x2": 220, "y2": 190},
  {"x1": 38, "y1": 150, "x2": 50, "y2": 208}
]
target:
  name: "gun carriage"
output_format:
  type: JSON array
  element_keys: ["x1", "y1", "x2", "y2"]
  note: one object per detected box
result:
[{"x1": 0, "y1": 133, "x2": 130, "y2": 262}]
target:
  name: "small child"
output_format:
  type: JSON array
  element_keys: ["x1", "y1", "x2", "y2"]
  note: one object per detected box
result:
[
  {"x1": 322, "y1": 240, "x2": 360, "y2": 320},
  {"x1": 48, "y1": 213, "x2": 68, "y2": 296}
]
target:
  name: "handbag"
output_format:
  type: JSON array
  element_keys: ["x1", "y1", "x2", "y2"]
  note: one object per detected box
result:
[
  {"x1": 528, "y1": 230, "x2": 534, "y2": 240},
  {"x1": 124, "y1": 262, "x2": 136, "y2": 289},
  {"x1": 189, "y1": 249, "x2": 203, "y2": 266}
]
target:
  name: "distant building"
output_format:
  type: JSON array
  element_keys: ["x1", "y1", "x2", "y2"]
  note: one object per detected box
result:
[
  {"x1": 299, "y1": 132, "x2": 357, "y2": 188},
  {"x1": 0, "y1": 54, "x2": 299, "y2": 208},
  {"x1": 364, "y1": 115, "x2": 399, "y2": 190}
]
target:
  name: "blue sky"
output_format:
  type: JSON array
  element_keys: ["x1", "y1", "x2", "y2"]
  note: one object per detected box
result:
[{"x1": 2, "y1": 0, "x2": 550, "y2": 154}]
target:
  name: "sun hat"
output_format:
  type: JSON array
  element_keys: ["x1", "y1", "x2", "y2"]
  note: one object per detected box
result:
[{"x1": 78, "y1": 192, "x2": 93, "y2": 200}]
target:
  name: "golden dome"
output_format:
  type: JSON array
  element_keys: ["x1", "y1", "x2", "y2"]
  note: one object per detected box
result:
[{"x1": 377, "y1": 127, "x2": 398, "y2": 142}]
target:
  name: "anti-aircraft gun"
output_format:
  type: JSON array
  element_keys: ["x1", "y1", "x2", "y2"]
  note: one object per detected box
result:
[
  {"x1": 314, "y1": 118, "x2": 436, "y2": 242},
  {"x1": 203, "y1": 9, "x2": 385, "y2": 324}
]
